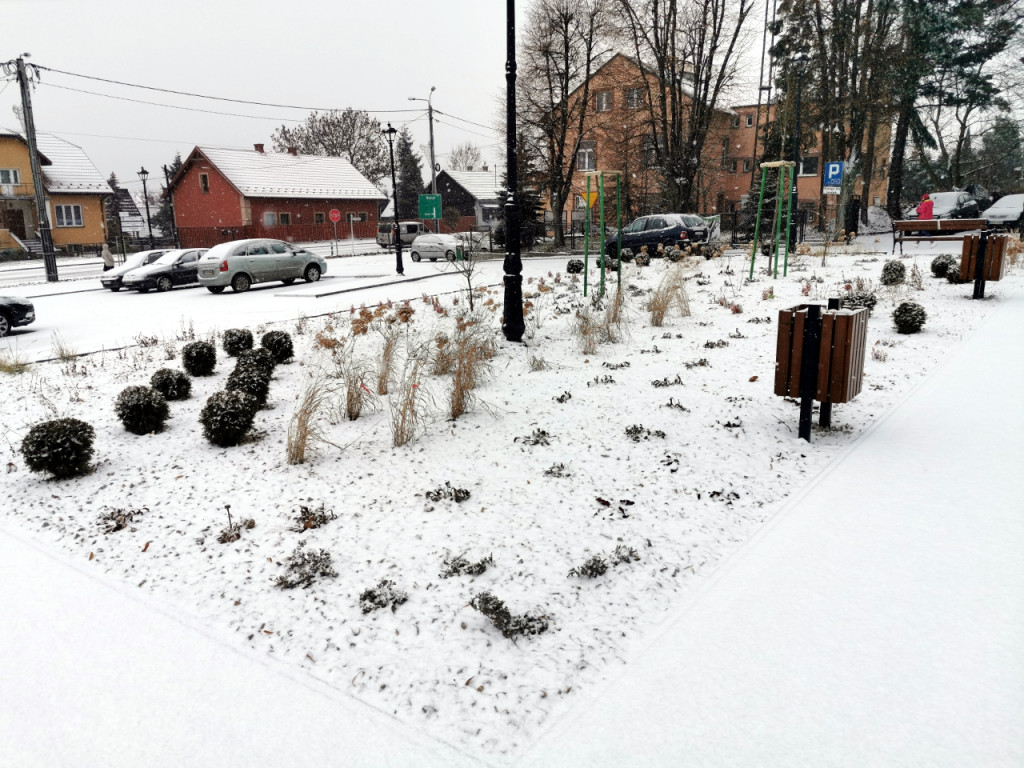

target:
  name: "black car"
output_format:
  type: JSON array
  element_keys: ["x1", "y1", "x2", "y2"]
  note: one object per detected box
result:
[
  {"x1": 121, "y1": 249, "x2": 207, "y2": 293},
  {"x1": 604, "y1": 213, "x2": 709, "y2": 258},
  {"x1": 99, "y1": 249, "x2": 170, "y2": 292},
  {"x1": 0, "y1": 295, "x2": 35, "y2": 337}
]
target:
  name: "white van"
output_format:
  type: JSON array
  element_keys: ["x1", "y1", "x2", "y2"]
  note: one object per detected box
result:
[{"x1": 376, "y1": 221, "x2": 431, "y2": 249}]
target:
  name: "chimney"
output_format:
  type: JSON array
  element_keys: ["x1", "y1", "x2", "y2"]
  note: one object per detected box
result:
[
  {"x1": 287, "y1": 147, "x2": 299, "y2": 156},
  {"x1": 254, "y1": 143, "x2": 265, "y2": 153},
  {"x1": 467, "y1": 165, "x2": 473, "y2": 172},
  {"x1": 482, "y1": 164, "x2": 488, "y2": 172}
]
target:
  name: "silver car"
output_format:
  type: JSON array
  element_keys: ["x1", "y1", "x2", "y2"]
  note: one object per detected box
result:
[
  {"x1": 99, "y1": 249, "x2": 170, "y2": 292},
  {"x1": 409, "y1": 233, "x2": 463, "y2": 262},
  {"x1": 197, "y1": 239, "x2": 327, "y2": 293},
  {"x1": 982, "y1": 194, "x2": 1024, "y2": 230}
]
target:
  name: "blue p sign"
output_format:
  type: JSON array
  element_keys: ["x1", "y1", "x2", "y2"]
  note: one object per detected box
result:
[{"x1": 825, "y1": 162, "x2": 843, "y2": 187}]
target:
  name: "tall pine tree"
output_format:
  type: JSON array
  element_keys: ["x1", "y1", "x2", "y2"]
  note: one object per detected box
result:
[{"x1": 395, "y1": 127, "x2": 424, "y2": 220}]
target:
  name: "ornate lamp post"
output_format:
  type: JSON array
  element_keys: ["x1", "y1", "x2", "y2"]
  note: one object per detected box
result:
[
  {"x1": 382, "y1": 123, "x2": 404, "y2": 275},
  {"x1": 502, "y1": 0, "x2": 524, "y2": 342},
  {"x1": 137, "y1": 166, "x2": 154, "y2": 249}
]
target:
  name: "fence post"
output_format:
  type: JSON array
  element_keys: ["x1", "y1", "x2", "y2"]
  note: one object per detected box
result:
[
  {"x1": 798, "y1": 304, "x2": 822, "y2": 442},
  {"x1": 818, "y1": 297, "x2": 842, "y2": 429},
  {"x1": 973, "y1": 230, "x2": 989, "y2": 300}
]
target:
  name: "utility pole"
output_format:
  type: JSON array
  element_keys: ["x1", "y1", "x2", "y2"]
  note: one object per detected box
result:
[
  {"x1": 382, "y1": 123, "x2": 404, "y2": 275},
  {"x1": 502, "y1": 0, "x2": 524, "y2": 342},
  {"x1": 409, "y1": 87, "x2": 438, "y2": 232},
  {"x1": 162, "y1": 164, "x2": 179, "y2": 247},
  {"x1": 13, "y1": 55, "x2": 58, "y2": 281}
]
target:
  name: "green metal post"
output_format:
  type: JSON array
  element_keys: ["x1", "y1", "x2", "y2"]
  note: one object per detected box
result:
[
  {"x1": 616, "y1": 174, "x2": 622, "y2": 291},
  {"x1": 749, "y1": 166, "x2": 768, "y2": 279},
  {"x1": 583, "y1": 175, "x2": 590, "y2": 297},
  {"x1": 771, "y1": 170, "x2": 784, "y2": 279},
  {"x1": 599, "y1": 173, "x2": 606, "y2": 297},
  {"x1": 782, "y1": 166, "x2": 794, "y2": 277}
]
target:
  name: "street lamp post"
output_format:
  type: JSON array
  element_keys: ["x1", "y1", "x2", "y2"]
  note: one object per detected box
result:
[
  {"x1": 790, "y1": 54, "x2": 809, "y2": 249},
  {"x1": 137, "y1": 166, "x2": 154, "y2": 249},
  {"x1": 382, "y1": 123, "x2": 404, "y2": 275},
  {"x1": 408, "y1": 87, "x2": 438, "y2": 233},
  {"x1": 502, "y1": 0, "x2": 524, "y2": 342}
]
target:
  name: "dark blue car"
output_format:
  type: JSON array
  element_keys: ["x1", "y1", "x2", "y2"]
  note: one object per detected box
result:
[{"x1": 604, "y1": 213, "x2": 709, "y2": 258}]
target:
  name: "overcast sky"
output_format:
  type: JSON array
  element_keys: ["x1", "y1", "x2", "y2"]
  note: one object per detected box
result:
[{"x1": 1, "y1": 0, "x2": 524, "y2": 194}]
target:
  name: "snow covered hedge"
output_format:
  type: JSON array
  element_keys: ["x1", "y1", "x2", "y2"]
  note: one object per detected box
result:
[
  {"x1": 20, "y1": 417, "x2": 95, "y2": 479},
  {"x1": 199, "y1": 390, "x2": 258, "y2": 447},
  {"x1": 114, "y1": 385, "x2": 170, "y2": 435},
  {"x1": 260, "y1": 330, "x2": 294, "y2": 364},
  {"x1": 893, "y1": 301, "x2": 927, "y2": 334},
  {"x1": 222, "y1": 328, "x2": 254, "y2": 357},
  {"x1": 150, "y1": 368, "x2": 192, "y2": 401},
  {"x1": 181, "y1": 341, "x2": 217, "y2": 377}
]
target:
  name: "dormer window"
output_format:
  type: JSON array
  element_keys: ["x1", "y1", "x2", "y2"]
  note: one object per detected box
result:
[{"x1": 199, "y1": 173, "x2": 210, "y2": 193}]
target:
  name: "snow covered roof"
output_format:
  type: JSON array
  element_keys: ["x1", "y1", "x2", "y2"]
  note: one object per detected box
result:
[
  {"x1": 441, "y1": 170, "x2": 502, "y2": 203},
  {"x1": 34, "y1": 133, "x2": 110, "y2": 195},
  {"x1": 193, "y1": 146, "x2": 387, "y2": 201}
]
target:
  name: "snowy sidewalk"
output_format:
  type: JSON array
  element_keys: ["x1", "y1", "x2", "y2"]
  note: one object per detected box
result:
[{"x1": 518, "y1": 290, "x2": 1024, "y2": 766}]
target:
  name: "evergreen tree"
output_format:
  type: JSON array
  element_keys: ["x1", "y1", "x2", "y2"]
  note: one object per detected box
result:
[
  {"x1": 151, "y1": 153, "x2": 182, "y2": 237},
  {"x1": 494, "y1": 131, "x2": 545, "y2": 249},
  {"x1": 395, "y1": 126, "x2": 423, "y2": 220},
  {"x1": 107, "y1": 172, "x2": 119, "y2": 191}
]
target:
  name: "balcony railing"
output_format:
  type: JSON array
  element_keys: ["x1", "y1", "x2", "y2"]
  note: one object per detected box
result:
[{"x1": 0, "y1": 183, "x2": 35, "y2": 198}]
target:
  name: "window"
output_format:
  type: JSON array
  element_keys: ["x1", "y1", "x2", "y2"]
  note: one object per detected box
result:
[
  {"x1": 263, "y1": 212, "x2": 277, "y2": 226},
  {"x1": 625, "y1": 88, "x2": 644, "y2": 109},
  {"x1": 0, "y1": 169, "x2": 20, "y2": 185},
  {"x1": 721, "y1": 138, "x2": 729, "y2": 161},
  {"x1": 248, "y1": 245, "x2": 270, "y2": 255},
  {"x1": 646, "y1": 217, "x2": 668, "y2": 230},
  {"x1": 730, "y1": 160, "x2": 738, "y2": 173},
  {"x1": 577, "y1": 140, "x2": 596, "y2": 171},
  {"x1": 731, "y1": 115, "x2": 740, "y2": 128},
  {"x1": 270, "y1": 243, "x2": 288, "y2": 254},
  {"x1": 279, "y1": 212, "x2": 291, "y2": 226},
  {"x1": 595, "y1": 91, "x2": 612, "y2": 112},
  {"x1": 745, "y1": 114, "x2": 754, "y2": 128},
  {"x1": 625, "y1": 218, "x2": 647, "y2": 233},
  {"x1": 54, "y1": 204, "x2": 83, "y2": 227},
  {"x1": 199, "y1": 173, "x2": 210, "y2": 193},
  {"x1": 180, "y1": 252, "x2": 199, "y2": 264},
  {"x1": 347, "y1": 212, "x2": 367, "y2": 223},
  {"x1": 574, "y1": 193, "x2": 587, "y2": 210},
  {"x1": 799, "y1": 156, "x2": 819, "y2": 176},
  {"x1": 743, "y1": 159, "x2": 752, "y2": 172},
  {"x1": 313, "y1": 212, "x2": 326, "y2": 224},
  {"x1": 642, "y1": 136, "x2": 659, "y2": 169},
  {"x1": 873, "y1": 196, "x2": 881, "y2": 206}
]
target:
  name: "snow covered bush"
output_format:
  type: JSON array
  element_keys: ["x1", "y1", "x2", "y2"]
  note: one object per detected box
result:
[
  {"x1": 274, "y1": 542, "x2": 338, "y2": 590},
  {"x1": 440, "y1": 553, "x2": 493, "y2": 578},
  {"x1": 20, "y1": 417, "x2": 95, "y2": 479},
  {"x1": 149, "y1": 368, "x2": 191, "y2": 401},
  {"x1": 225, "y1": 365, "x2": 271, "y2": 408},
  {"x1": 893, "y1": 302, "x2": 927, "y2": 334},
  {"x1": 181, "y1": 341, "x2": 216, "y2": 377},
  {"x1": 842, "y1": 288, "x2": 878, "y2": 314},
  {"x1": 946, "y1": 264, "x2": 964, "y2": 284},
  {"x1": 114, "y1": 385, "x2": 170, "y2": 435},
  {"x1": 880, "y1": 260, "x2": 906, "y2": 286},
  {"x1": 635, "y1": 252, "x2": 651, "y2": 267},
  {"x1": 222, "y1": 328, "x2": 254, "y2": 357},
  {"x1": 260, "y1": 330, "x2": 294, "y2": 364},
  {"x1": 930, "y1": 253, "x2": 957, "y2": 278},
  {"x1": 235, "y1": 347, "x2": 276, "y2": 377},
  {"x1": 568, "y1": 554, "x2": 608, "y2": 578},
  {"x1": 199, "y1": 390, "x2": 258, "y2": 447},
  {"x1": 566, "y1": 258, "x2": 584, "y2": 274},
  {"x1": 359, "y1": 579, "x2": 408, "y2": 613},
  {"x1": 469, "y1": 591, "x2": 549, "y2": 639}
]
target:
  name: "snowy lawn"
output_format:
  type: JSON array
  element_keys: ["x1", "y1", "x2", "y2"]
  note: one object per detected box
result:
[{"x1": 1, "y1": 234, "x2": 1020, "y2": 759}]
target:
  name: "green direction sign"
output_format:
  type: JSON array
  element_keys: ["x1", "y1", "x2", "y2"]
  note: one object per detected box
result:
[{"x1": 419, "y1": 193, "x2": 442, "y2": 220}]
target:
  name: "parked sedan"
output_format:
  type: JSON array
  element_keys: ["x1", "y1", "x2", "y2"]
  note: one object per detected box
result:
[
  {"x1": 122, "y1": 249, "x2": 208, "y2": 293},
  {"x1": 409, "y1": 233, "x2": 462, "y2": 262},
  {"x1": 982, "y1": 194, "x2": 1024, "y2": 230},
  {"x1": 99, "y1": 249, "x2": 170, "y2": 292},
  {"x1": 904, "y1": 191, "x2": 980, "y2": 220},
  {"x1": 198, "y1": 239, "x2": 326, "y2": 293},
  {"x1": 604, "y1": 213, "x2": 709, "y2": 258},
  {"x1": 0, "y1": 295, "x2": 35, "y2": 337}
]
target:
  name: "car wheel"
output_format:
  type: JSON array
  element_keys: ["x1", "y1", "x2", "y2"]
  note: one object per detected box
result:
[
  {"x1": 156, "y1": 276, "x2": 173, "y2": 292},
  {"x1": 207, "y1": 286, "x2": 225, "y2": 294},
  {"x1": 231, "y1": 273, "x2": 251, "y2": 293},
  {"x1": 411, "y1": 252, "x2": 422, "y2": 262},
  {"x1": 445, "y1": 250, "x2": 456, "y2": 261},
  {"x1": 281, "y1": 278, "x2": 296, "y2": 285},
  {"x1": 0, "y1": 312, "x2": 9, "y2": 338},
  {"x1": 303, "y1": 264, "x2": 321, "y2": 283}
]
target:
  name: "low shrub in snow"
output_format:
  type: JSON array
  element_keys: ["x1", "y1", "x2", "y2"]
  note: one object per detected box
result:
[
  {"x1": 568, "y1": 554, "x2": 608, "y2": 578},
  {"x1": 181, "y1": 341, "x2": 216, "y2": 377},
  {"x1": 114, "y1": 385, "x2": 170, "y2": 435},
  {"x1": 566, "y1": 258, "x2": 584, "y2": 274},
  {"x1": 440, "y1": 553, "x2": 493, "y2": 578},
  {"x1": 199, "y1": 390, "x2": 258, "y2": 447},
  {"x1": 893, "y1": 301, "x2": 927, "y2": 334},
  {"x1": 222, "y1": 328, "x2": 254, "y2": 357},
  {"x1": 842, "y1": 288, "x2": 878, "y2": 314},
  {"x1": 635, "y1": 253, "x2": 651, "y2": 267},
  {"x1": 235, "y1": 348, "x2": 276, "y2": 377},
  {"x1": 290, "y1": 502, "x2": 336, "y2": 531},
  {"x1": 98, "y1": 506, "x2": 147, "y2": 534},
  {"x1": 274, "y1": 541, "x2": 338, "y2": 590},
  {"x1": 150, "y1": 368, "x2": 192, "y2": 401},
  {"x1": 20, "y1": 417, "x2": 95, "y2": 479},
  {"x1": 469, "y1": 591, "x2": 549, "y2": 639},
  {"x1": 930, "y1": 253, "x2": 957, "y2": 278},
  {"x1": 260, "y1": 330, "x2": 294, "y2": 363},
  {"x1": 946, "y1": 265, "x2": 964, "y2": 284},
  {"x1": 217, "y1": 506, "x2": 255, "y2": 544},
  {"x1": 425, "y1": 481, "x2": 470, "y2": 503},
  {"x1": 359, "y1": 578, "x2": 408, "y2": 613},
  {"x1": 225, "y1": 365, "x2": 271, "y2": 408},
  {"x1": 880, "y1": 260, "x2": 906, "y2": 286}
]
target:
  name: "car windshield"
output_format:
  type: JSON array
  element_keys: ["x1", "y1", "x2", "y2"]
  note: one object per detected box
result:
[
  {"x1": 929, "y1": 192, "x2": 959, "y2": 208},
  {"x1": 153, "y1": 251, "x2": 182, "y2": 266},
  {"x1": 682, "y1": 215, "x2": 705, "y2": 227},
  {"x1": 124, "y1": 252, "x2": 151, "y2": 268}
]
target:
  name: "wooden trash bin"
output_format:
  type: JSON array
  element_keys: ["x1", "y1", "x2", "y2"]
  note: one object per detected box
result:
[
  {"x1": 775, "y1": 304, "x2": 869, "y2": 404},
  {"x1": 960, "y1": 234, "x2": 1007, "y2": 282}
]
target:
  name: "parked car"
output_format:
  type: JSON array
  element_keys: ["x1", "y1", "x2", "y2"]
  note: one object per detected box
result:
[
  {"x1": 409, "y1": 233, "x2": 462, "y2": 262},
  {"x1": 904, "y1": 191, "x2": 980, "y2": 220},
  {"x1": 982, "y1": 194, "x2": 1024, "y2": 230},
  {"x1": 197, "y1": 239, "x2": 327, "y2": 293},
  {"x1": 376, "y1": 221, "x2": 432, "y2": 249},
  {"x1": 604, "y1": 213, "x2": 709, "y2": 258},
  {"x1": 99, "y1": 249, "x2": 170, "y2": 292},
  {"x1": 121, "y1": 249, "x2": 208, "y2": 293},
  {"x1": 0, "y1": 295, "x2": 35, "y2": 337}
]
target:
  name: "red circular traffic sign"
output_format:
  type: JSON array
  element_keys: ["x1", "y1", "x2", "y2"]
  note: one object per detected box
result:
[{"x1": 329, "y1": 209, "x2": 342, "y2": 223}]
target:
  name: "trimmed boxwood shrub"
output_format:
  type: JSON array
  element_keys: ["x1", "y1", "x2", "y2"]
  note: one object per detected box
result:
[
  {"x1": 20, "y1": 417, "x2": 95, "y2": 479},
  {"x1": 181, "y1": 341, "x2": 216, "y2": 377},
  {"x1": 930, "y1": 253, "x2": 957, "y2": 278},
  {"x1": 115, "y1": 385, "x2": 170, "y2": 435},
  {"x1": 946, "y1": 264, "x2": 963, "y2": 284},
  {"x1": 222, "y1": 328, "x2": 254, "y2": 357},
  {"x1": 235, "y1": 347, "x2": 276, "y2": 377},
  {"x1": 566, "y1": 258, "x2": 584, "y2": 274},
  {"x1": 199, "y1": 390, "x2": 258, "y2": 447},
  {"x1": 225, "y1": 365, "x2": 271, "y2": 407},
  {"x1": 893, "y1": 301, "x2": 927, "y2": 334},
  {"x1": 150, "y1": 368, "x2": 192, "y2": 401},
  {"x1": 880, "y1": 260, "x2": 906, "y2": 286},
  {"x1": 842, "y1": 288, "x2": 878, "y2": 314},
  {"x1": 260, "y1": 330, "x2": 294, "y2": 363}
]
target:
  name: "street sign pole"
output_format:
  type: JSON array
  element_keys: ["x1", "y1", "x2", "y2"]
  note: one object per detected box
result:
[
  {"x1": 350, "y1": 218, "x2": 356, "y2": 256},
  {"x1": 333, "y1": 221, "x2": 338, "y2": 257},
  {"x1": 329, "y1": 208, "x2": 342, "y2": 258}
]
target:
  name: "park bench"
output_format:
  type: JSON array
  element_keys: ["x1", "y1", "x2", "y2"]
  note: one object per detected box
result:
[{"x1": 892, "y1": 218, "x2": 986, "y2": 255}]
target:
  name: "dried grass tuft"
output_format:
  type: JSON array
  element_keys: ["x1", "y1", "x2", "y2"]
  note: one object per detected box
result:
[
  {"x1": 572, "y1": 306, "x2": 600, "y2": 355},
  {"x1": 377, "y1": 324, "x2": 400, "y2": 395},
  {"x1": 0, "y1": 346, "x2": 30, "y2": 375},
  {"x1": 390, "y1": 347, "x2": 430, "y2": 447},
  {"x1": 649, "y1": 265, "x2": 691, "y2": 326},
  {"x1": 287, "y1": 369, "x2": 333, "y2": 465},
  {"x1": 448, "y1": 321, "x2": 496, "y2": 420},
  {"x1": 51, "y1": 331, "x2": 77, "y2": 362}
]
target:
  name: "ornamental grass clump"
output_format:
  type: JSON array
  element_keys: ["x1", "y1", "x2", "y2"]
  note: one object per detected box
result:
[
  {"x1": 880, "y1": 260, "x2": 906, "y2": 286},
  {"x1": 222, "y1": 328, "x2": 254, "y2": 357},
  {"x1": 150, "y1": 368, "x2": 192, "y2": 401},
  {"x1": 199, "y1": 390, "x2": 258, "y2": 447},
  {"x1": 260, "y1": 330, "x2": 294, "y2": 363},
  {"x1": 930, "y1": 253, "x2": 957, "y2": 278},
  {"x1": 225, "y1": 365, "x2": 271, "y2": 407},
  {"x1": 181, "y1": 341, "x2": 216, "y2": 377},
  {"x1": 114, "y1": 385, "x2": 170, "y2": 435},
  {"x1": 893, "y1": 301, "x2": 927, "y2": 334},
  {"x1": 20, "y1": 417, "x2": 95, "y2": 479}
]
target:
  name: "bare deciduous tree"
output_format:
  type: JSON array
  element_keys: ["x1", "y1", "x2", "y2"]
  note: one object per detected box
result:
[
  {"x1": 272, "y1": 109, "x2": 390, "y2": 184},
  {"x1": 447, "y1": 141, "x2": 483, "y2": 171}
]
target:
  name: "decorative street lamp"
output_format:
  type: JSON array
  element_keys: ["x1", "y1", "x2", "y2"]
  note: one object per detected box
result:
[
  {"x1": 789, "y1": 53, "x2": 810, "y2": 249},
  {"x1": 408, "y1": 87, "x2": 438, "y2": 233},
  {"x1": 137, "y1": 166, "x2": 154, "y2": 249},
  {"x1": 502, "y1": 0, "x2": 524, "y2": 342},
  {"x1": 382, "y1": 123, "x2": 404, "y2": 275}
]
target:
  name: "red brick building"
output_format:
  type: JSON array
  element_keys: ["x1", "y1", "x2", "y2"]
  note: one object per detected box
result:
[{"x1": 169, "y1": 144, "x2": 387, "y2": 248}]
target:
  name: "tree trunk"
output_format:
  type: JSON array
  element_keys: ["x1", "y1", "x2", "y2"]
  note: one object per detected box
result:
[{"x1": 886, "y1": 100, "x2": 912, "y2": 221}]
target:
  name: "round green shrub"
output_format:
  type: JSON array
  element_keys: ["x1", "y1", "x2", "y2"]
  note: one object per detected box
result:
[
  {"x1": 260, "y1": 330, "x2": 294, "y2": 363},
  {"x1": 181, "y1": 341, "x2": 216, "y2": 377},
  {"x1": 842, "y1": 288, "x2": 878, "y2": 314},
  {"x1": 199, "y1": 390, "x2": 258, "y2": 447},
  {"x1": 235, "y1": 347, "x2": 276, "y2": 377},
  {"x1": 222, "y1": 328, "x2": 254, "y2": 357},
  {"x1": 225, "y1": 365, "x2": 271, "y2": 407},
  {"x1": 946, "y1": 264, "x2": 963, "y2": 284},
  {"x1": 566, "y1": 258, "x2": 584, "y2": 274},
  {"x1": 20, "y1": 417, "x2": 95, "y2": 479},
  {"x1": 893, "y1": 301, "x2": 927, "y2": 334},
  {"x1": 880, "y1": 260, "x2": 906, "y2": 286},
  {"x1": 150, "y1": 368, "x2": 192, "y2": 401},
  {"x1": 666, "y1": 248, "x2": 684, "y2": 263},
  {"x1": 930, "y1": 253, "x2": 957, "y2": 278},
  {"x1": 635, "y1": 253, "x2": 651, "y2": 267},
  {"x1": 114, "y1": 385, "x2": 170, "y2": 435}
]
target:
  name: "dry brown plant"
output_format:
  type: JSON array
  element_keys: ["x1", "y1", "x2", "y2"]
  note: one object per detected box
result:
[
  {"x1": 448, "y1": 322, "x2": 496, "y2": 420},
  {"x1": 287, "y1": 369, "x2": 332, "y2": 465},
  {"x1": 649, "y1": 265, "x2": 691, "y2": 326},
  {"x1": 376, "y1": 324, "x2": 400, "y2": 395},
  {"x1": 431, "y1": 333, "x2": 454, "y2": 376},
  {"x1": 572, "y1": 306, "x2": 599, "y2": 354},
  {"x1": 529, "y1": 354, "x2": 547, "y2": 371},
  {"x1": 593, "y1": 287, "x2": 628, "y2": 343},
  {"x1": 390, "y1": 347, "x2": 430, "y2": 448}
]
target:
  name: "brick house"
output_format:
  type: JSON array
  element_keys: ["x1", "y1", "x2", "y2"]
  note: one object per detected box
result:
[{"x1": 169, "y1": 144, "x2": 387, "y2": 248}]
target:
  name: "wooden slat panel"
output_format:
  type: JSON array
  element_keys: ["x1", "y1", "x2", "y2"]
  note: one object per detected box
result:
[
  {"x1": 816, "y1": 312, "x2": 834, "y2": 401},
  {"x1": 831, "y1": 312, "x2": 851, "y2": 403},
  {"x1": 847, "y1": 309, "x2": 868, "y2": 401},
  {"x1": 989, "y1": 237, "x2": 1006, "y2": 281},
  {"x1": 774, "y1": 308, "x2": 794, "y2": 396},
  {"x1": 960, "y1": 236, "x2": 976, "y2": 282},
  {"x1": 789, "y1": 308, "x2": 806, "y2": 398}
]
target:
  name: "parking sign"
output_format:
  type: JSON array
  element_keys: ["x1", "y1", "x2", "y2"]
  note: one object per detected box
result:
[{"x1": 824, "y1": 162, "x2": 844, "y2": 188}]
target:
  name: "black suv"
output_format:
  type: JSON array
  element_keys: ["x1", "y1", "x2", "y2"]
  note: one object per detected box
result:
[
  {"x1": 0, "y1": 295, "x2": 35, "y2": 337},
  {"x1": 604, "y1": 213, "x2": 709, "y2": 258}
]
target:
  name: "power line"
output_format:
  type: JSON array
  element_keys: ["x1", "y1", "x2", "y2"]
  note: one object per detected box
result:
[
  {"x1": 434, "y1": 109, "x2": 497, "y2": 133},
  {"x1": 433, "y1": 117, "x2": 498, "y2": 140}
]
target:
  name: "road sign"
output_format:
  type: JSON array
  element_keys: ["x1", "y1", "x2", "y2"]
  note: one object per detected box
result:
[
  {"x1": 823, "y1": 186, "x2": 841, "y2": 195},
  {"x1": 583, "y1": 190, "x2": 599, "y2": 208},
  {"x1": 824, "y1": 161, "x2": 843, "y2": 188},
  {"x1": 329, "y1": 209, "x2": 341, "y2": 223},
  {"x1": 419, "y1": 194, "x2": 442, "y2": 220}
]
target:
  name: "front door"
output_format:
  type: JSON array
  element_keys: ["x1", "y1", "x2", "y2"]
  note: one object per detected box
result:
[{"x1": 4, "y1": 208, "x2": 27, "y2": 240}]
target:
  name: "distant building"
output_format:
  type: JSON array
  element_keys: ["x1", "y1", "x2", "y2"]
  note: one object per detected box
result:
[
  {"x1": 430, "y1": 169, "x2": 502, "y2": 230},
  {"x1": 168, "y1": 144, "x2": 387, "y2": 248}
]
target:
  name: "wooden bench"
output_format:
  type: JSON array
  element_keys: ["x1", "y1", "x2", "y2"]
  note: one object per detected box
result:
[{"x1": 892, "y1": 218, "x2": 986, "y2": 254}]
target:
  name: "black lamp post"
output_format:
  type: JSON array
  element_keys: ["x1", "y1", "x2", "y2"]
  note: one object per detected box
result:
[
  {"x1": 502, "y1": 0, "x2": 524, "y2": 342},
  {"x1": 382, "y1": 123, "x2": 404, "y2": 275},
  {"x1": 790, "y1": 54, "x2": 809, "y2": 249},
  {"x1": 138, "y1": 166, "x2": 154, "y2": 249}
]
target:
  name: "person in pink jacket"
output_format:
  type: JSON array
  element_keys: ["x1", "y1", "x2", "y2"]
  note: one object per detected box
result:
[{"x1": 916, "y1": 193, "x2": 934, "y2": 221}]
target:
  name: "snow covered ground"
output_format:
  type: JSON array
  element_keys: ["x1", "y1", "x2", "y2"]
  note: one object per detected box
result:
[{"x1": 1, "y1": 233, "x2": 1021, "y2": 765}]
